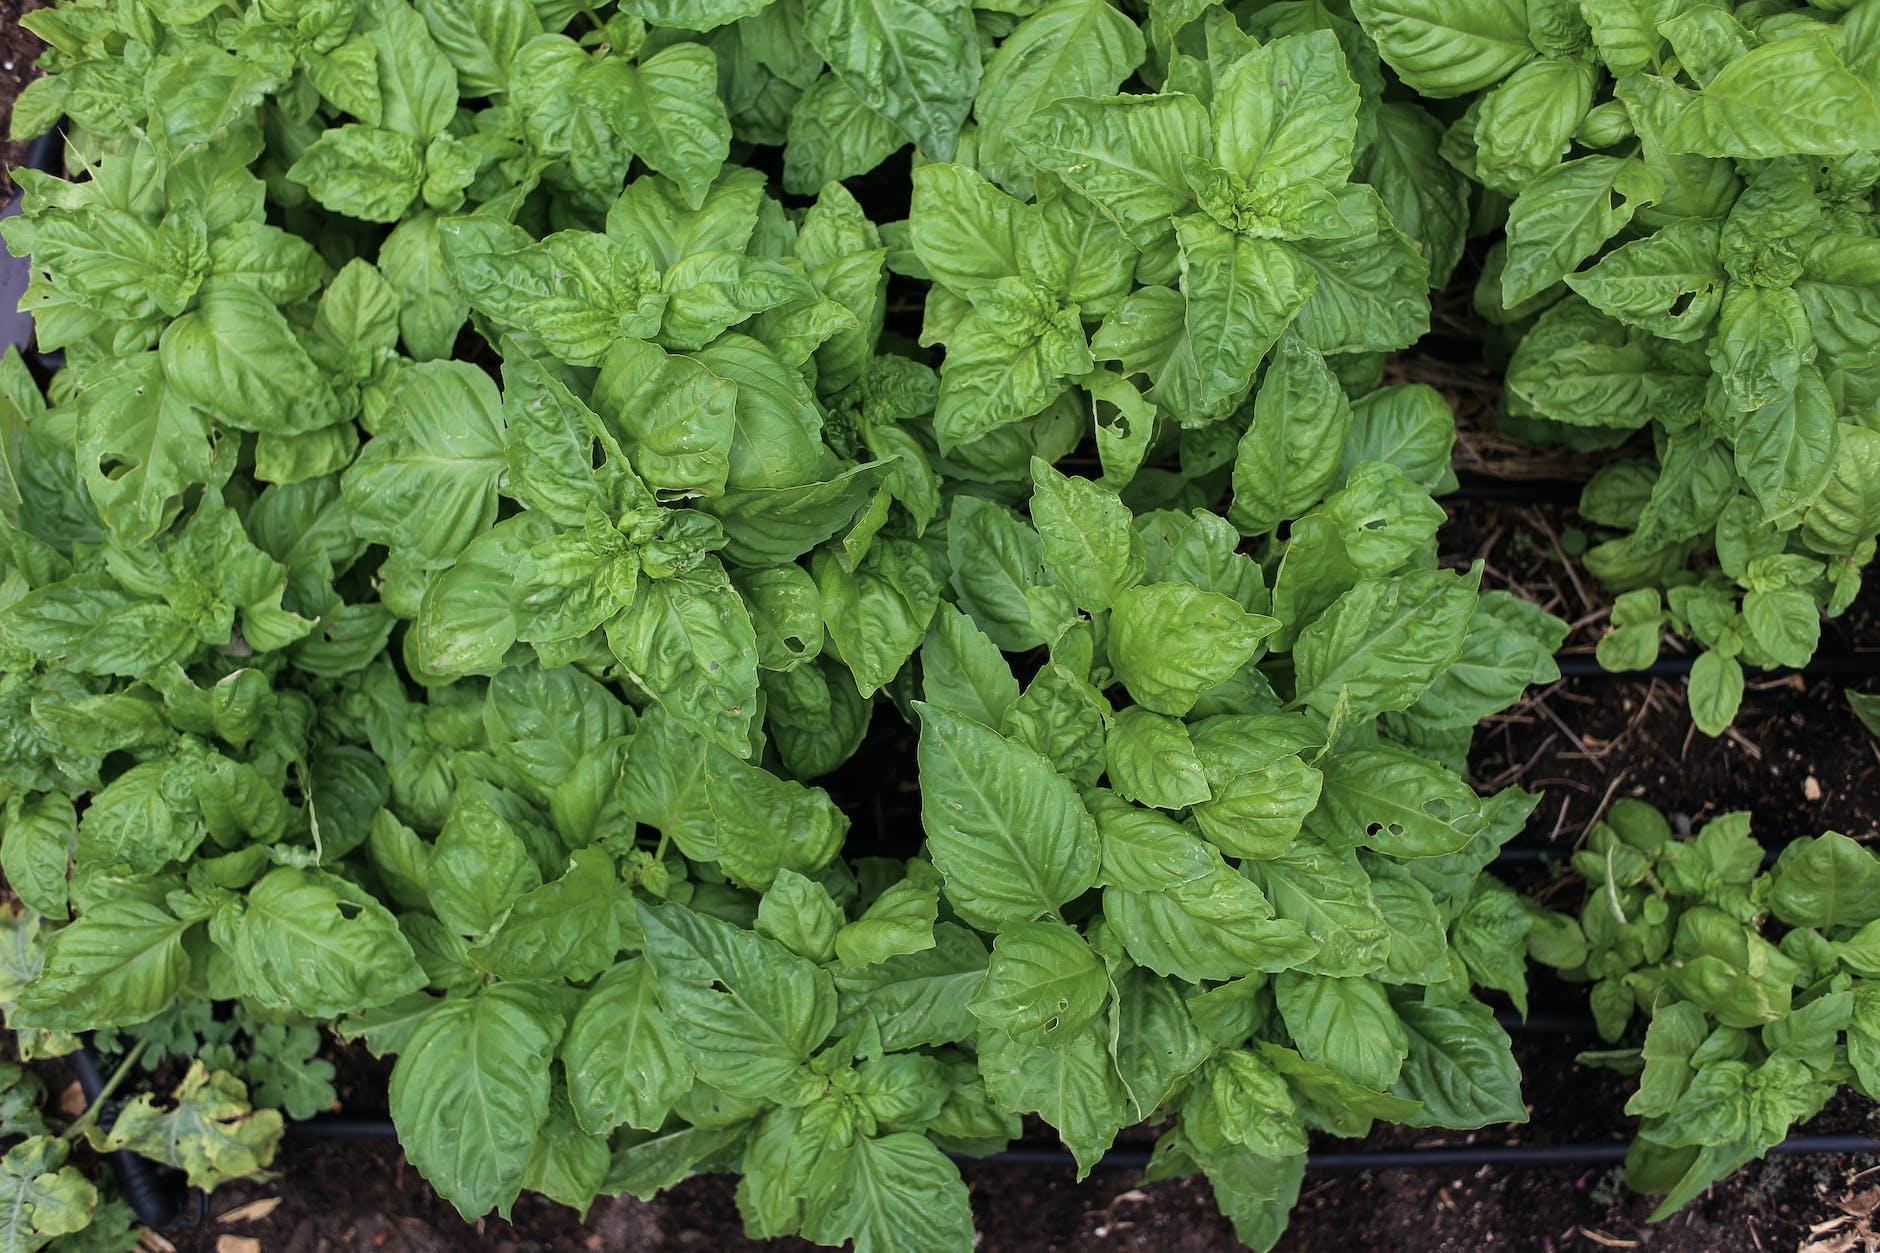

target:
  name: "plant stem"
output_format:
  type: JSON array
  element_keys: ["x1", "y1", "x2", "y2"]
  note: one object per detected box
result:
[{"x1": 61, "y1": 1038, "x2": 149, "y2": 1143}]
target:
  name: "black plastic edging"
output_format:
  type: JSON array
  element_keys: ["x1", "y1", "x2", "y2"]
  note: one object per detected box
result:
[{"x1": 71, "y1": 1045, "x2": 193, "y2": 1229}]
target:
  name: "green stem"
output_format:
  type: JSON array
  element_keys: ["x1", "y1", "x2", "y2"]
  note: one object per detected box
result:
[{"x1": 61, "y1": 1037, "x2": 149, "y2": 1143}]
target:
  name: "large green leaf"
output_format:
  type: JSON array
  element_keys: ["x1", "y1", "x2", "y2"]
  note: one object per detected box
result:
[
  {"x1": 561, "y1": 958, "x2": 694, "y2": 1135},
  {"x1": 638, "y1": 899, "x2": 836, "y2": 1097},
  {"x1": 222, "y1": 867, "x2": 425, "y2": 1019},
  {"x1": 914, "y1": 702, "x2": 1100, "y2": 929},
  {"x1": 388, "y1": 986, "x2": 565, "y2": 1220},
  {"x1": 805, "y1": 0, "x2": 980, "y2": 160},
  {"x1": 1389, "y1": 996, "x2": 1528, "y2": 1129}
]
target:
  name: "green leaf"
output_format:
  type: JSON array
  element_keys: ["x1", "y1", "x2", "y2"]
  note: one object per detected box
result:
[
  {"x1": 1105, "y1": 707, "x2": 1211, "y2": 810},
  {"x1": 1350, "y1": 0, "x2": 1532, "y2": 97},
  {"x1": 805, "y1": 0, "x2": 980, "y2": 160},
  {"x1": 428, "y1": 795, "x2": 542, "y2": 938},
  {"x1": 974, "y1": 0, "x2": 1145, "y2": 194},
  {"x1": 1851, "y1": 691, "x2": 1880, "y2": 741},
  {"x1": 1109, "y1": 581, "x2": 1277, "y2": 716},
  {"x1": 1012, "y1": 94, "x2": 1210, "y2": 249},
  {"x1": 1176, "y1": 216, "x2": 1312, "y2": 406},
  {"x1": 834, "y1": 922, "x2": 989, "y2": 1050},
  {"x1": 1028, "y1": 457, "x2": 1144, "y2": 613},
  {"x1": 562, "y1": 958, "x2": 694, "y2": 1135},
  {"x1": 638, "y1": 899, "x2": 837, "y2": 1098},
  {"x1": 1502, "y1": 156, "x2": 1662, "y2": 305},
  {"x1": 1769, "y1": 833, "x2": 1880, "y2": 929},
  {"x1": 1228, "y1": 332, "x2": 1354, "y2": 535},
  {"x1": 442, "y1": 225, "x2": 664, "y2": 368},
  {"x1": 920, "y1": 602, "x2": 1020, "y2": 730},
  {"x1": 1733, "y1": 367, "x2": 1839, "y2": 527},
  {"x1": 389, "y1": 986, "x2": 564, "y2": 1220},
  {"x1": 287, "y1": 124, "x2": 426, "y2": 222},
  {"x1": 1212, "y1": 30, "x2": 1360, "y2": 186},
  {"x1": 979, "y1": 1018, "x2": 1129, "y2": 1176},
  {"x1": 73, "y1": 353, "x2": 217, "y2": 544},
  {"x1": 946, "y1": 496, "x2": 1049, "y2": 651},
  {"x1": 1389, "y1": 996, "x2": 1528, "y2": 1129},
  {"x1": 1316, "y1": 746, "x2": 1483, "y2": 859},
  {"x1": 814, "y1": 539, "x2": 941, "y2": 697},
  {"x1": 12, "y1": 898, "x2": 192, "y2": 1030},
  {"x1": 470, "y1": 848, "x2": 629, "y2": 983},
  {"x1": 343, "y1": 362, "x2": 507, "y2": 567},
  {"x1": 1242, "y1": 834, "x2": 1388, "y2": 978},
  {"x1": 785, "y1": 75, "x2": 906, "y2": 197},
  {"x1": 222, "y1": 867, "x2": 425, "y2": 1019},
  {"x1": 835, "y1": 864, "x2": 940, "y2": 968},
  {"x1": 1294, "y1": 567, "x2": 1479, "y2": 721},
  {"x1": 0, "y1": 794, "x2": 72, "y2": 921},
  {"x1": 1566, "y1": 219, "x2": 1724, "y2": 343},
  {"x1": 520, "y1": 1088, "x2": 610, "y2": 1219},
  {"x1": 968, "y1": 919, "x2": 1107, "y2": 1044},
  {"x1": 593, "y1": 337, "x2": 737, "y2": 499},
  {"x1": 914, "y1": 702, "x2": 1100, "y2": 929},
  {"x1": 607, "y1": 561, "x2": 760, "y2": 759},
  {"x1": 159, "y1": 285, "x2": 344, "y2": 436},
  {"x1": 585, "y1": 46, "x2": 730, "y2": 210},
  {"x1": 418, "y1": 0, "x2": 543, "y2": 96},
  {"x1": 801, "y1": 1133, "x2": 974, "y2": 1253},
  {"x1": 1662, "y1": 34, "x2": 1880, "y2": 159},
  {"x1": 758, "y1": 867, "x2": 845, "y2": 964}
]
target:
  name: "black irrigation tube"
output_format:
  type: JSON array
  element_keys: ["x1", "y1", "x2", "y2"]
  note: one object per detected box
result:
[{"x1": 70, "y1": 1044, "x2": 196, "y2": 1229}]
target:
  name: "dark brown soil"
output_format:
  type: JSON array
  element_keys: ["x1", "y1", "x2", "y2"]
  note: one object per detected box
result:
[
  {"x1": 1452, "y1": 497, "x2": 1880, "y2": 857},
  {"x1": 0, "y1": 1, "x2": 47, "y2": 196}
]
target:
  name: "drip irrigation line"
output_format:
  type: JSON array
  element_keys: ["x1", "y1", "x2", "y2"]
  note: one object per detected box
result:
[{"x1": 70, "y1": 1044, "x2": 195, "y2": 1230}]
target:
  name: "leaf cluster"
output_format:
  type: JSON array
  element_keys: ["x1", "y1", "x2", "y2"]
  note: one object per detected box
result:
[
  {"x1": 0, "y1": 1, "x2": 1589, "y2": 1250},
  {"x1": 1531, "y1": 800, "x2": 1880, "y2": 1217},
  {"x1": 1353, "y1": 0, "x2": 1880, "y2": 731}
]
